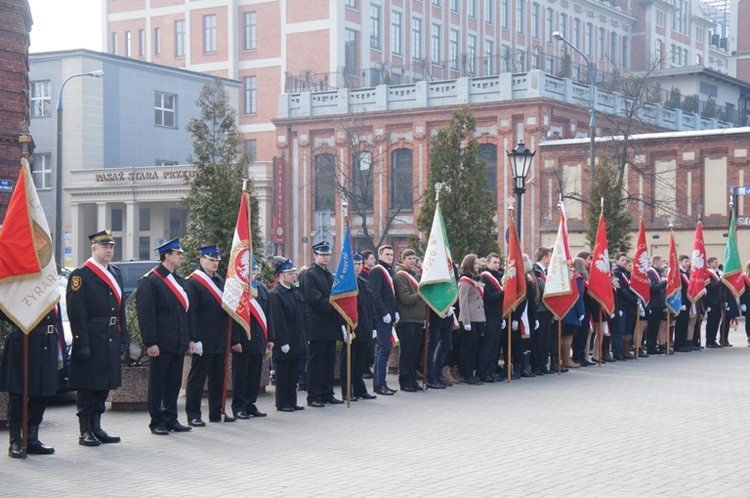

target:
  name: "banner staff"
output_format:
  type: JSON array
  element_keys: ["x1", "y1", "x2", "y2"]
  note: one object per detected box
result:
[{"x1": 343, "y1": 200, "x2": 353, "y2": 406}]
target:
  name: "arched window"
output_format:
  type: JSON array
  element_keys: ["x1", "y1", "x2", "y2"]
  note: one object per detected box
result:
[
  {"x1": 391, "y1": 148, "x2": 413, "y2": 210},
  {"x1": 478, "y1": 143, "x2": 498, "y2": 206},
  {"x1": 314, "y1": 153, "x2": 336, "y2": 211}
]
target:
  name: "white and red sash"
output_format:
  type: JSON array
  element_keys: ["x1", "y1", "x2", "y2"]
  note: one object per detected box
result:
[
  {"x1": 189, "y1": 269, "x2": 223, "y2": 305},
  {"x1": 647, "y1": 267, "x2": 662, "y2": 283},
  {"x1": 84, "y1": 258, "x2": 122, "y2": 306},
  {"x1": 250, "y1": 294, "x2": 268, "y2": 340},
  {"x1": 372, "y1": 264, "x2": 395, "y2": 296},
  {"x1": 397, "y1": 269, "x2": 419, "y2": 290},
  {"x1": 153, "y1": 270, "x2": 189, "y2": 312},
  {"x1": 481, "y1": 271, "x2": 503, "y2": 292},
  {"x1": 459, "y1": 276, "x2": 485, "y2": 299},
  {"x1": 708, "y1": 269, "x2": 720, "y2": 281}
]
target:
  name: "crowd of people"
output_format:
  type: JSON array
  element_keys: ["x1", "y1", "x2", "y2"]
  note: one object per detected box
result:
[{"x1": 2, "y1": 231, "x2": 748, "y2": 459}]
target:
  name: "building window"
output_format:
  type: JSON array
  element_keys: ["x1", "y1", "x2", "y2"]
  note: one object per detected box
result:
[
  {"x1": 139, "y1": 29, "x2": 145, "y2": 57},
  {"x1": 478, "y1": 144, "x2": 497, "y2": 205},
  {"x1": 244, "y1": 12, "x2": 256, "y2": 51},
  {"x1": 598, "y1": 27, "x2": 605, "y2": 60},
  {"x1": 31, "y1": 153, "x2": 52, "y2": 190},
  {"x1": 485, "y1": 0, "x2": 494, "y2": 24},
  {"x1": 30, "y1": 81, "x2": 51, "y2": 118},
  {"x1": 155, "y1": 160, "x2": 178, "y2": 167},
  {"x1": 244, "y1": 139, "x2": 257, "y2": 161},
  {"x1": 175, "y1": 20, "x2": 185, "y2": 57},
  {"x1": 111, "y1": 32, "x2": 118, "y2": 55},
  {"x1": 610, "y1": 32, "x2": 617, "y2": 64},
  {"x1": 468, "y1": 0, "x2": 476, "y2": 17},
  {"x1": 696, "y1": 27, "x2": 704, "y2": 41},
  {"x1": 516, "y1": 0, "x2": 525, "y2": 35},
  {"x1": 432, "y1": 0, "x2": 442, "y2": 6},
  {"x1": 243, "y1": 76, "x2": 257, "y2": 114},
  {"x1": 656, "y1": 10, "x2": 665, "y2": 28},
  {"x1": 204, "y1": 14, "x2": 217, "y2": 53},
  {"x1": 391, "y1": 12, "x2": 402, "y2": 55},
  {"x1": 314, "y1": 153, "x2": 336, "y2": 211},
  {"x1": 585, "y1": 23, "x2": 593, "y2": 56},
  {"x1": 573, "y1": 19, "x2": 581, "y2": 49},
  {"x1": 345, "y1": 29, "x2": 357, "y2": 74},
  {"x1": 451, "y1": 0, "x2": 460, "y2": 12},
  {"x1": 391, "y1": 149, "x2": 413, "y2": 209},
  {"x1": 501, "y1": 45, "x2": 511, "y2": 72},
  {"x1": 346, "y1": 0, "x2": 357, "y2": 7},
  {"x1": 370, "y1": 5, "x2": 382, "y2": 49},
  {"x1": 531, "y1": 3, "x2": 540, "y2": 39},
  {"x1": 546, "y1": 8, "x2": 554, "y2": 43},
  {"x1": 622, "y1": 36, "x2": 629, "y2": 68},
  {"x1": 484, "y1": 39, "x2": 494, "y2": 74},
  {"x1": 126, "y1": 31, "x2": 131, "y2": 57},
  {"x1": 353, "y1": 151, "x2": 374, "y2": 211},
  {"x1": 111, "y1": 209, "x2": 123, "y2": 232},
  {"x1": 501, "y1": 0, "x2": 509, "y2": 29},
  {"x1": 411, "y1": 18, "x2": 423, "y2": 59},
  {"x1": 155, "y1": 92, "x2": 176, "y2": 128},
  {"x1": 140, "y1": 208, "x2": 151, "y2": 231},
  {"x1": 449, "y1": 29, "x2": 459, "y2": 69},
  {"x1": 431, "y1": 24, "x2": 441, "y2": 64},
  {"x1": 154, "y1": 27, "x2": 161, "y2": 55},
  {"x1": 169, "y1": 208, "x2": 188, "y2": 238},
  {"x1": 516, "y1": 50, "x2": 525, "y2": 70},
  {"x1": 468, "y1": 35, "x2": 477, "y2": 73},
  {"x1": 139, "y1": 236, "x2": 151, "y2": 261},
  {"x1": 559, "y1": 14, "x2": 567, "y2": 40}
]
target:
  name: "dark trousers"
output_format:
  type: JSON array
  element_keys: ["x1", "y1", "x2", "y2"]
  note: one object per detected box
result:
[
  {"x1": 501, "y1": 323, "x2": 523, "y2": 370},
  {"x1": 674, "y1": 311, "x2": 690, "y2": 348},
  {"x1": 549, "y1": 320, "x2": 562, "y2": 365},
  {"x1": 306, "y1": 340, "x2": 336, "y2": 403},
  {"x1": 148, "y1": 352, "x2": 184, "y2": 429},
  {"x1": 373, "y1": 321, "x2": 392, "y2": 388},
  {"x1": 275, "y1": 359, "x2": 300, "y2": 409},
  {"x1": 532, "y1": 312, "x2": 551, "y2": 370},
  {"x1": 427, "y1": 318, "x2": 452, "y2": 383},
  {"x1": 397, "y1": 322, "x2": 422, "y2": 388},
  {"x1": 8, "y1": 393, "x2": 48, "y2": 430},
  {"x1": 478, "y1": 318, "x2": 502, "y2": 378},
  {"x1": 185, "y1": 352, "x2": 226, "y2": 420},
  {"x1": 646, "y1": 307, "x2": 664, "y2": 350},
  {"x1": 572, "y1": 324, "x2": 589, "y2": 362},
  {"x1": 458, "y1": 324, "x2": 483, "y2": 379},
  {"x1": 340, "y1": 340, "x2": 368, "y2": 398},
  {"x1": 232, "y1": 352, "x2": 263, "y2": 414},
  {"x1": 693, "y1": 315, "x2": 703, "y2": 346},
  {"x1": 705, "y1": 306, "x2": 721, "y2": 344},
  {"x1": 77, "y1": 389, "x2": 109, "y2": 416}
]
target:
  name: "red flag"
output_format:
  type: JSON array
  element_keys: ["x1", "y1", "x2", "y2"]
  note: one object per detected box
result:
[
  {"x1": 502, "y1": 218, "x2": 526, "y2": 316},
  {"x1": 688, "y1": 221, "x2": 707, "y2": 302},
  {"x1": 588, "y1": 214, "x2": 615, "y2": 316},
  {"x1": 542, "y1": 203, "x2": 579, "y2": 319},
  {"x1": 665, "y1": 230, "x2": 682, "y2": 315},
  {"x1": 630, "y1": 218, "x2": 650, "y2": 305}
]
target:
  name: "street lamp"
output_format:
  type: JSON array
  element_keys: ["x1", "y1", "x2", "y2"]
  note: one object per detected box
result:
[
  {"x1": 55, "y1": 69, "x2": 104, "y2": 266},
  {"x1": 507, "y1": 141, "x2": 535, "y2": 244},
  {"x1": 553, "y1": 31, "x2": 596, "y2": 186}
]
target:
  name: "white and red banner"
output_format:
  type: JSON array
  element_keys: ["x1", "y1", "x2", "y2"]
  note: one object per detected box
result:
[{"x1": 222, "y1": 190, "x2": 256, "y2": 339}]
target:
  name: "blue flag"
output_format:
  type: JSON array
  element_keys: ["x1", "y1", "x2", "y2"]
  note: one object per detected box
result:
[{"x1": 329, "y1": 223, "x2": 358, "y2": 329}]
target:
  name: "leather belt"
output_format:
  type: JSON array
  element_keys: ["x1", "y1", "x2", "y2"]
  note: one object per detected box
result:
[
  {"x1": 90, "y1": 316, "x2": 119, "y2": 326},
  {"x1": 32, "y1": 324, "x2": 56, "y2": 334}
]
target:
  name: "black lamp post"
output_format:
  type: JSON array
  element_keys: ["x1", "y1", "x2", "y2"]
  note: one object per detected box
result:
[{"x1": 507, "y1": 141, "x2": 536, "y2": 244}]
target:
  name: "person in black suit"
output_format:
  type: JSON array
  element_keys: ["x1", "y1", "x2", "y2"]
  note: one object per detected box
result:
[
  {"x1": 645, "y1": 255, "x2": 668, "y2": 355},
  {"x1": 231, "y1": 258, "x2": 274, "y2": 419},
  {"x1": 66, "y1": 229, "x2": 124, "y2": 446},
  {"x1": 136, "y1": 238, "x2": 196, "y2": 435},
  {"x1": 704, "y1": 257, "x2": 724, "y2": 348},
  {"x1": 185, "y1": 245, "x2": 237, "y2": 426},
  {"x1": 270, "y1": 258, "x2": 307, "y2": 412}
]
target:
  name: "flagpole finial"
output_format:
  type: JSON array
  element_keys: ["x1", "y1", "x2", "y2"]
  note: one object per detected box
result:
[
  {"x1": 600, "y1": 197, "x2": 604, "y2": 213},
  {"x1": 341, "y1": 199, "x2": 349, "y2": 218},
  {"x1": 241, "y1": 179, "x2": 247, "y2": 192},
  {"x1": 507, "y1": 197, "x2": 515, "y2": 213},
  {"x1": 435, "y1": 182, "x2": 443, "y2": 202},
  {"x1": 668, "y1": 216, "x2": 674, "y2": 229}
]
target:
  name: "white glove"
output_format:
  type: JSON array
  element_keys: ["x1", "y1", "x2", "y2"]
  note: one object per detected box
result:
[
  {"x1": 610, "y1": 313, "x2": 615, "y2": 319},
  {"x1": 512, "y1": 321, "x2": 519, "y2": 331},
  {"x1": 372, "y1": 330, "x2": 377, "y2": 339},
  {"x1": 619, "y1": 310, "x2": 624, "y2": 317},
  {"x1": 681, "y1": 305, "x2": 687, "y2": 311},
  {"x1": 706, "y1": 307, "x2": 712, "y2": 313},
  {"x1": 463, "y1": 323, "x2": 472, "y2": 331},
  {"x1": 395, "y1": 312, "x2": 400, "y2": 323},
  {"x1": 639, "y1": 308, "x2": 645, "y2": 318},
  {"x1": 383, "y1": 313, "x2": 392, "y2": 324},
  {"x1": 501, "y1": 320, "x2": 506, "y2": 328},
  {"x1": 193, "y1": 341, "x2": 203, "y2": 356},
  {"x1": 281, "y1": 344, "x2": 290, "y2": 354},
  {"x1": 579, "y1": 315, "x2": 585, "y2": 322},
  {"x1": 534, "y1": 320, "x2": 539, "y2": 330},
  {"x1": 742, "y1": 304, "x2": 747, "y2": 312},
  {"x1": 341, "y1": 325, "x2": 350, "y2": 343}
]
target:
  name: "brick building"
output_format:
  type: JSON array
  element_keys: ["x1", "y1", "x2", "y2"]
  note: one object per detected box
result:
[{"x1": 0, "y1": 0, "x2": 32, "y2": 222}]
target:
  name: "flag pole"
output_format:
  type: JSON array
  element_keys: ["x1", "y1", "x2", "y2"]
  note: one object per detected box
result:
[
  {"x1": 507, "y1": 199, "x2": 515, "y2": 383},
  {"x1": 221, "y1": 317, "x2": 232, "y2": 420},
  {"x1": 342, "y1": 200, "x2": 353, "y2": 407},
  {"x1": 22, "y1": 332, "x2": 29, "y2": 459},
  {"x1": 423, "y1": 187, "x2": 442, "y2": 391},
  {"x1": 557, "y1": 320, "x2": 562, "y2": 374}
]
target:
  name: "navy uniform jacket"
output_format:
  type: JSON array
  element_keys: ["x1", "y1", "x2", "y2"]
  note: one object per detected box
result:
[
  {"x1": 301, "y1": 264, "x2": 341, "y2": 341},
  {"x1": 187, "y1": 267, "x2": 234, "y2": 354},
  {"x1": 136, "y1": 264, "x2": 196, "y2": 354},
  {"x1": 270, "y1": 283, "x2": 307, "y2": 362},
  {"x1": 232, "y1": 283, "x2": 275, "y2": 355},
  {"x1": 354, "y1": 273, "x2": 377, "y2": 342},
  {"x1": 0, "y1": 310, "x2": 60, "y2": 397},
  {"x1": 369, "y1": 261, "x2": 397, "y2": 319},
  {"x1": 613, "y1": 266, "x2": 639, "y2": 313},
  {"x1": 66, "y1": 263, "x2": 124, "y2": 390},
  {"x1": 481, "y1": 269, "x2": 505, "y2": 320}
]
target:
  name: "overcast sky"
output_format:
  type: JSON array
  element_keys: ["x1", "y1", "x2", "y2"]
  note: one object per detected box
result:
[{"x1": 28, "y1": 0, "x2": 103, "y2": 53}]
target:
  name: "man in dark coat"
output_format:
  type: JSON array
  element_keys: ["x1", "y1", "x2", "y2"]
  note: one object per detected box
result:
[
  {"x1": 270, "y1": 258, "x2": 307, "y2": 412},
  {"x1": 480, "y1": 253, "x2": 505, "y2": 381},
  {"x1": 339, "y1": 253, "x2": 377, "y2": 401},
  {"x1": 185, "y1": 245, "x2": 237, "y2": 426},
  {"x1": 300, "y1": 241, "x2": 343, "y2": 407},
  {"x1": 645, "y1": 255, "x2": 668, "y2": 355},
  {"x1": 136, "y1": 238, "x2": 196, "y2": 435},
  {"x1": 66, "y1": 229, "x2": 124, "y2": 446},
  {"x1": 232, "y1": 258, "x2": 274, "y2": 419},
  {"x1": 369, "y1": 245, "x2": 398, "y2": 395},
  {"x1": 704, "y1": 257, "x2": 724, "y2": 348},
  {"x1": 0, "y1": 310, "x2": 60, "y2": 458}
]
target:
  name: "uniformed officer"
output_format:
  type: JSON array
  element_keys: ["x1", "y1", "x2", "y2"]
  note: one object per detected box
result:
[
  {"x1": 0, "y1": 310, "x2": 60, "y2": 458},
  {"x1": 136, "y1": 238, "x2": 196, "y2": 435},
  {"x1": 185, "y1": 245, "x2": 236, "y2": 426},
  {"x1": 269, "y1": 257, "x2": 307, "y2": 412},
  {"x1": 231, "y1": 258, "x2": 274, "y2": 419},
  {"x1": 300, "y1": 241, "x2": 343, "y2": 407},
  {"x1": 66, "y1": 229, "x2": 123, "y2": 446}
]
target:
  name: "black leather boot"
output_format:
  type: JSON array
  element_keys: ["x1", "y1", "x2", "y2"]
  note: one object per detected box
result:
[
  {"x1": 520, "y1": 352, "x2": 536, "y2": 378},
  {"x1": 91, "y1": 413, "x2": 120, "y2": 443},
  {"x1": 78, "y1": 414, "x2": 101, "y2": 447},
  {"x1": 26, "y1": 425, "x2": 54, "y2": 455},
  {"x1": 8, "y1": 428, "x2": 23, "y2": 459}
]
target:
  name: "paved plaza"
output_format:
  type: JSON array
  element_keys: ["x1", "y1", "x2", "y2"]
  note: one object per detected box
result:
[{"x1": 3, "y1": 327, "x2": 750, "y2": 497}]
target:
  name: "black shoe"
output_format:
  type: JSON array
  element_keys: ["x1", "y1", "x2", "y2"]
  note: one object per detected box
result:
[
  {"x1": 307, "y1": 400, "x2": 325, "y2": 408},
  {"x1": 188, "y1": 418, "x2": 206, "y2": 427},
  {"x1": 721, "y1": 342, "x2": 733, "y2": 347},
  {"x1": 8, "y1": 440, "x2": 23, "y2": 458},
  {"x1": 166, "y1": 422, "x2": 191, "y2": 432},
  {"x1": 613, "y1": 354, "x2": 627, "y2": 361},
  {"x1": 602, "y1": 354, "x2": 616, "y2": 362},
  {"x1": 520, "y1": 367, "x2": 536, "y2": 378},
  {"x1": 234, "y1": 411, "x2": 250, "y2": 419},
  {"x1": 482, "y1": 375, "x2": 496, "y2": 383},
  {"x1": 426, "y1": 382, "x2": 446, "y2": 389},
  {"x1": 223, "y1": 415, "x2": 237, "y2": 422},
  {"x1": 531, "y1": 368, "x2": 545, "y2": 375},
  {"x1": 638, "y1": 350, "x2": 649, "y2": 358},
  {"x1": 374, "y1": 386, "x2": 394, "y2": 396},
  {"x1": 706, "y1": 342, "x2": 720, "y2": 349},
  {"x1": 344, "y1": 396, "x2": 359, "y2": 402},
  {"x1": 27, "y1": 440, "x2": 55, "y2": 455},
  {"x1": 411, "y1": 382, "x2": 424, "y2": 391},
  {"x1": 401, "y1": 385, "x2": 418, "y2": 392},
  {"x1": 293, "y1": 405, "x2": 305, "y2": 411},
  {"x1": 150, "y1": 425, "x2": 169, "y2": 436},
  {"x1": 582, "y1": 358, "x2": 596, "y2": 366},
  {"x1": 277, "y1": 406, "x2": 295, "y2": 412},
  {"x1": 79, "y1": 430, "x2": 100, "y2": 447},
  {"x1": 466, "y1": 377, "x2": 484, "y2": 385},
  {"x1": 323, "y1": 397, "x2": 344, "y2": 405},
  {"x1": 510, "y1": 369, "x2": 521, "y2": 380},
  {"x1": 539, "y1": 365, "x2": 551, "y2": 374},
  {"x1": 438, "y1": 379, "x2": 452, "y2": 387},
  {"x1": 675, "y1": 346, "x2": 692, "y2": 352},
  {"x1": 248, "y1": 405, "x2": 267, "y2": 417},
  {"x1": 358, "y1": 392, "x2": 377, "y2": 399},
  {"x1": 490, "y1": 373, "x2": 502, "y2": 382}
]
